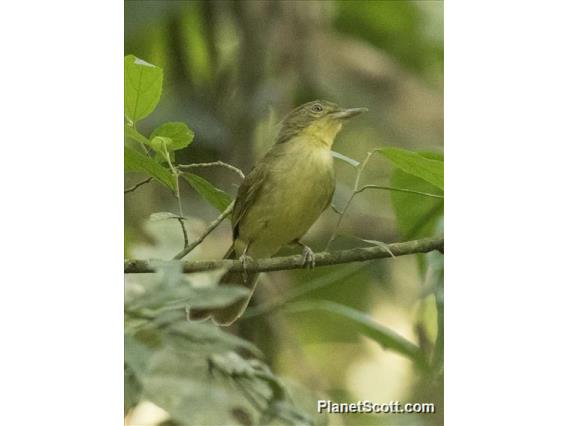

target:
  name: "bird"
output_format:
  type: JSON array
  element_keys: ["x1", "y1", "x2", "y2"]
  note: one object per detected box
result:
[{"x1": 191, "y1": 100, "x2": 367, "y2": 326}]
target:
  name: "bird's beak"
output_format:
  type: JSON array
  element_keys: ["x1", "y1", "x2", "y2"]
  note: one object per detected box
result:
[{"x1": 330, "y1": 107, "x2": 368, "y2": 120}]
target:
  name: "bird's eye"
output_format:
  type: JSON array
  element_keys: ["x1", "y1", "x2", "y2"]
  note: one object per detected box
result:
[{"x1": 311, "y1": 103, "x2": 323, "y2": 113}]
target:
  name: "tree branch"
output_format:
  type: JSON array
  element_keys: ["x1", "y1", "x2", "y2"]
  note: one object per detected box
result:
[{"x1": 125, "y1": 236, "x2": 443, "y2": 274}]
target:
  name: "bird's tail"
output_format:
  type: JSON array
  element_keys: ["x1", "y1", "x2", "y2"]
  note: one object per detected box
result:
[{"x1": 189, "y1": 246, "x2": 259, "y2": 326}]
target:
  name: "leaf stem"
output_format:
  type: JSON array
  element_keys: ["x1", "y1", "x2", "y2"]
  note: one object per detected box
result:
[{"x1": 164, "y1": 149, "x2": 189, "y2": 249}]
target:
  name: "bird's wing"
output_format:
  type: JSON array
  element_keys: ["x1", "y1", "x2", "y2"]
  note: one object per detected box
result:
[
  {"x1": 323, "y1": 174, "x2": 335, "y2": 212},
  {"x1": 231, "y1": 162, "x2": 268, "y2": 240}
]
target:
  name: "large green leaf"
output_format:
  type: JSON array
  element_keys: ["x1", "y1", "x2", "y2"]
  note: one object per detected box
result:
[
  {"x1": 150, "y1": 122, "x2": 195, "y2": 151},
  {"x1": 128, "y1": 260, "x2": 249, "y2": 315},
  {"x1": 163, "y1": 320, "x2": 262, "y2": 358},
  {"x1": 129, "y1": 284, "x2": 250, "y2": 314},
  {"x1": 124, "y1": 123, "x2": 149, "y2": 145},
  {"x1": 124, "y1": 146, "x2": 175, "y2": 191},
  {"x1": 125, "y1": 329, "x2": 261, "y2": 426},
  {"x1": 124, "y1": 55, "x2": 163, "y2": 123},
  {"x1": 285, "y1": 300, "x2": 428, "y2": 370},
  {"x1": 377, "y1": 147, "x2": 444, "y2": 190},
  {"x1": 126, "y1": 317, "x2": 310, "y2": 425},
  {"x1": 182, "y1": 173, "x2": 232, "y2": 213},
  {"x1": 390, "y1": 152, "x2": 444, "y2": 239}
]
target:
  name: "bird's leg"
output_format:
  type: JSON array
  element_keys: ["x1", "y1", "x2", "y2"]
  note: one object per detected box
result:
[
  {"x1": 293, "y1": 239, "x2": 316, "y2": 269},
  {"x1": 239, "y1": 243, "x2": 252, "y2": 281}
]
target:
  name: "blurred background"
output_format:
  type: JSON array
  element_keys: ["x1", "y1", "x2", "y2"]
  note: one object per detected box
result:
[{"x1": 125, "y1": 1, "x2": 443, "y2": 425}]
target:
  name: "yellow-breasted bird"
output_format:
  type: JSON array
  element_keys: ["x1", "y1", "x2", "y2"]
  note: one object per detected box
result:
[{"x1": 192, "y1": 100, "x2": 367, "y2": 326}]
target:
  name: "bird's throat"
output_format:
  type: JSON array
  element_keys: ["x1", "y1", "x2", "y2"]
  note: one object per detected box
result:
[{"x1": 303, "y1": 120, "x2": 343, "y2": 148}]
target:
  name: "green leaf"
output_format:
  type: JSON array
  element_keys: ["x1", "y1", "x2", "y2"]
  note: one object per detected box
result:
[
  {"x1": 148, "y1": 136, "x2": 173, "y2": 159},
  {"x1": 129, "y1": 284, "x2": 250, "y2": 314},
  {"x1": 124, "y1": 55, "x2": 163, "y2": 123},
  {"x1": 124, "y1": 146, "x2": 175, "y2": 191},
  {"x1": 165, "y1": 321, "x2": 262, "y2": 358},
  {"x1": 208, "y1": 352, "x2": 314, "y2": 426},
  {"x1": 244, "y1": 264, "x2": 367, "y2": 319},
  {"x1": 150, "y1": 122, "x2": 195, "y2": 151},
  {"x1": 153, "y1": 151, "x2": 175, "y2": 165},
  {"x1": 140, "y1": 348, "x2": 261, "y2": 426},
  {"x1": 124, "y1": 123, "x2": 149, "y2": 145},
  {"x1": 285, "y1": 300, "x2": 429, "y2": 370},
  {"x1": 182, "y1": 173, "x2": 232, "y2": 213},
  {"x1": 128, "y1": 260, "x2": 250, "y2": 314},
  {"x1": 377, "y1": 147, "x2": 444, "y2": 190},
  {"x1": 390, "y1": 159, "x2": 443, "y2": 239}
]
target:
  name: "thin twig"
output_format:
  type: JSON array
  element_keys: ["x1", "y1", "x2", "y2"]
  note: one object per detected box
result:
[
  {"x1": 178, "y1": 161, "x2": 245, "y2": 179},
  {"x1": 325, "y1": 151, "x2": 443, "y2": 250},
  {"x1": 164, "y1": 150, "x2": 189, "y2": 249},
  {"x1": 177, "y1": 218, "x2": 189, "y2": 247},
  {"x1": 330, "y1": 204, "x2": 342, "y2": 215},
  {"x1": 172, "y1": 202, "x2": 234, "y2": 260},
  {"x1": 354, "y1": 185, "x2": 444, "y2": 199},
  {"x1": 325, "y1": 151, "x2": 375, "y2": 250},
  {"x1": 124, "y1": 177, "x2": 153, "y2": 194},
  {"x1": 125, "y1": 236, "x2": 444, "y2": 274},
  {"x1": 170, "y1": 160, "x2": 243, "y2": 255}
]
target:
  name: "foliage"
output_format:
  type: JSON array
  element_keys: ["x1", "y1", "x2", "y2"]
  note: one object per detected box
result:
[
  {"x1": 377, "y1": 148, "x2": 443, "y2": 190},
  {"x1": 123, "y1": 54, "x2": 228, "y2": 213},
  {"x1": 124, "y1": 55, "x2": 326, "y2": 425},
  {"x1": 285, "y1": 300, "x2": 429, "y2": 370},
  {"x1": 124, "y1": 54, "x2": 163, "y2": 123},
  {"x1": 389, "y1": 151, "x2": 444, "y2": 239},
  {"x1": 124, "y1": 145, "x2": 175, "y2": 191},
  {"x1": 124, "y1": 1, "x2": 444, "y2": 423},
  {"x1": 182, "y1": 172, "x2": 232, "y2": 213},
  {"x1": 125, "y1": 263, "x2": 322, "y2": 426},
  {"x1": 124, "y1": 53, "x2": 444, "y2": 425}
]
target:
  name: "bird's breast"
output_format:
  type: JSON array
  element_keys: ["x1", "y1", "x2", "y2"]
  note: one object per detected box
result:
[{"x1": 237, "y1": 142, "x2": 335, "y2": 257}]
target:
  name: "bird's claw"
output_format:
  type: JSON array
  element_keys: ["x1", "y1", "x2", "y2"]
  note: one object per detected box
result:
[
  {"x1": 239, "y1": 254, "x2": 253, "y2": 281},
  {"x1": 302, "y1": 246, "x2": 316, "y2": 269}
]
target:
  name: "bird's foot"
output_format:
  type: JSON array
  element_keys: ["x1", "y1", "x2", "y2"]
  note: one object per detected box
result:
[
  {"x1": 239, "y1": 253, "x2": 253, "y2": 281},
  {"x1": 293, "y1": 240, "x2": 316, "y2": 269},
  {"x1": 301, "y1": 245, "x2": 316, "y2": 269}
]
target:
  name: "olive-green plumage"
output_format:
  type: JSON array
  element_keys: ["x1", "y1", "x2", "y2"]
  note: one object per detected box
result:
[{"x1": 192, "y1": 100, "x2": 366, "y2": 325}]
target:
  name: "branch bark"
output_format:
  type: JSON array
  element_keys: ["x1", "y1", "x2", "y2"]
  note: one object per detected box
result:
[{"x1": 125, "y1": 236, "x2": 443, "y2": 274}]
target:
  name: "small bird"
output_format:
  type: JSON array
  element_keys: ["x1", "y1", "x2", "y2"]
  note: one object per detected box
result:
[{"x1": 192, "y1": 100, "x2": 367, "y2": 326}]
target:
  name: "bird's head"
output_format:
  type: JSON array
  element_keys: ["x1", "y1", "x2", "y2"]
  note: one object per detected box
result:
[{"x1": 276, "y1": 100, "x2": 367, "y2": 147}]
